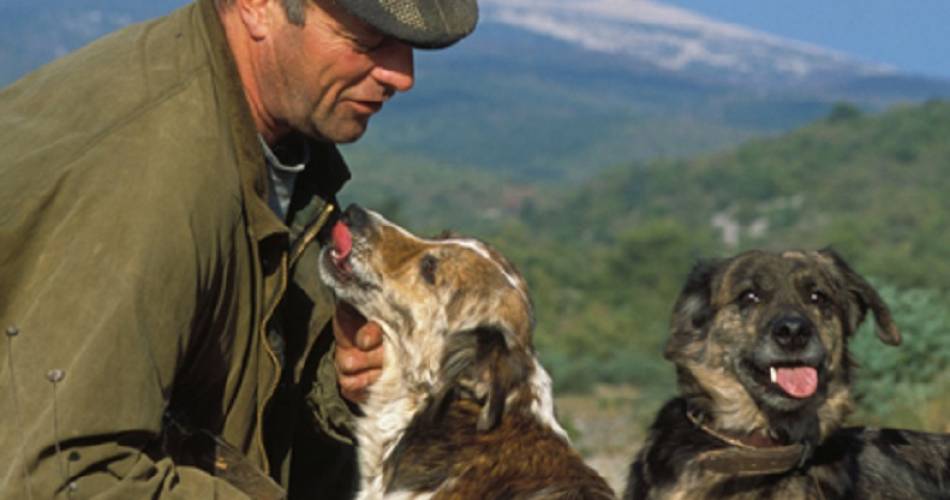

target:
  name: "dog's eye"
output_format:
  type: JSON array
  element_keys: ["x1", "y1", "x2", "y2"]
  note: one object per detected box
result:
[
  {"x1": 809, "y1": 290, "x2": 830, "y2": 308},
  {"x1": 738, "y1": 290, "x2": 761, "y2": 307},
  {"x1": 420, "y1": 254, "x2": 438, "y2": 284}
]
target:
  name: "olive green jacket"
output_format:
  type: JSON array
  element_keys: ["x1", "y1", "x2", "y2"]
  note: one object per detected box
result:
[{"x1": 0, "y1": 0, "x2": 357, "y2": 498}]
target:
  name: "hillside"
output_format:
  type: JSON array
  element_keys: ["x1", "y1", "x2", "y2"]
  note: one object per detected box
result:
[
  {"x1": 346, "y1": 100, "x2": 950, "y2": 290},
  {"x1": 538, "y1": 100, "x2": 950, "y2": 288},
  {"x1": 349, "y1": 100, "x2": 950, "y2": 435}
]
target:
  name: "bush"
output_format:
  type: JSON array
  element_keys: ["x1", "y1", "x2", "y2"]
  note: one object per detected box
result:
[{"x1": 849, "y1": 283, "x2": 950, "y2": 430}]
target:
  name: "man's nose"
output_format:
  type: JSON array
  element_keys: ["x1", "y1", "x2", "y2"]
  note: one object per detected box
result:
[{"x1": 371, "y1": 39, "x2": 414, "y2": 93}]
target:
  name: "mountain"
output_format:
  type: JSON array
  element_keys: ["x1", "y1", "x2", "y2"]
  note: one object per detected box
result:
[
  {"x1": 344, "y1": 0, "x2": 950, "y2": 182},
  {"x1": 479, "y1": 0, "x2": 893, "y2": 89}
]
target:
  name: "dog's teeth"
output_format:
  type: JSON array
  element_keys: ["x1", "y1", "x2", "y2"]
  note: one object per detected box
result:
[
  {"x1": 770, "y1": 366, "x2": 777, "y2": 383},
  {"x1": 331, "y1": 249, "x2": 340, "y2": 259}
]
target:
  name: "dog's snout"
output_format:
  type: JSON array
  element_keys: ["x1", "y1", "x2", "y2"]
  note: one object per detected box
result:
[
  {"x1": 342, "y1": 203, "x2": 370, "y2": 231},
  {"x1": 770, "y1": 315, "x2": 814, "y2": 351}
]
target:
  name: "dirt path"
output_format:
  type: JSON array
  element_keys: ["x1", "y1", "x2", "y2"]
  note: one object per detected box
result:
[{"x1": 555, "y1": 385, "x2": 648, "y2": 495}]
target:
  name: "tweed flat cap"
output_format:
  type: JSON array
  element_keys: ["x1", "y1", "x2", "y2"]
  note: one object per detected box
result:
[{"x1": 336, "y1": 0, "x2": 478, "y2": 49}]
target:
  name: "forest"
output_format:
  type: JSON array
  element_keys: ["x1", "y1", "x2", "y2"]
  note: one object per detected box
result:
[{"x1": 344, "y1": 100, "x2": 950, "y2": 433}]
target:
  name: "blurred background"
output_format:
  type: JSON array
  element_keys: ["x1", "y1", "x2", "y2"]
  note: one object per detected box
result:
[{"x1": 5, "y1": 0, "x2": 949, "y2": 490}]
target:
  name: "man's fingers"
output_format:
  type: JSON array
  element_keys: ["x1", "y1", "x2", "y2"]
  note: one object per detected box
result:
[
  {"x1": 336, "y1": 344, "x2": 384, "y2": 375},
  {"x1": 339, "y1": 368, "x2": 381, "y2": 404},
  {"x1": 332, "y1": 301, "x2": 385, "y2": 404},
  {"x1": 334, "y1": 302, "x2": 383, "y2": 351},
  {"x1": 333, "y1": 301, "x2": 366, "y2": 346},
  {"x1": 356, "y1": 322, "x2": 383, "y2": 350},
  {"x1": 339, "y1": 369, "x2": 381, "y2": 391}
]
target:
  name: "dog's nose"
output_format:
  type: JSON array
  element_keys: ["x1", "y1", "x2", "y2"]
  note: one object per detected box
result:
[
  {"x1": 342, "y1": 204, "x2": 369, "y2": 231},
  {"x1": 770, "y1": 315, "x2": 814, "y2": 351}
]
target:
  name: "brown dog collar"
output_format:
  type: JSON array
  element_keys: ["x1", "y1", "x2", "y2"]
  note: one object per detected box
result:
[{"x1": 686, "y1": 410, "x2": 808, "y2": 476}]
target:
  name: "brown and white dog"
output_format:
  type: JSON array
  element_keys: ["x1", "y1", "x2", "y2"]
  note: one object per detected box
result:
[{"x1": 319, "y1": 204, "x2": 614, "y2": 500}]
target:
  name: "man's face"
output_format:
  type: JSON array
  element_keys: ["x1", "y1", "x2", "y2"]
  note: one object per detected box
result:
[{"x1": 264, "y1": 0, "x2": 415, "y2": 143}]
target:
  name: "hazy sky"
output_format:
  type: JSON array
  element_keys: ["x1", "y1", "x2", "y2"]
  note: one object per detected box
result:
[{"x1": 662, "y1": 0, "x2": 950, "y2": 78}]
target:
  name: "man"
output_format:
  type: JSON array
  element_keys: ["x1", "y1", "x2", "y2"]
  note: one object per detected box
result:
[{"x1": 0, "y1": 0, "x2": 476, "y2": 497}]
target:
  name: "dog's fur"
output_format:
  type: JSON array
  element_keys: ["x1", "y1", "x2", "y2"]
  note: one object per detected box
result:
[
  {"x1": 320, "y1": 205, "x2": 614, "y2": 499},
  {"x1": 625, "y1": 249, "x2": 950, "y2": 499}
]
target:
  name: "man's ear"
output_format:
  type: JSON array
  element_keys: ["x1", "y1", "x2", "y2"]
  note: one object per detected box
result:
[
  {"x1": 664, "y1": 258, "x2": 722, "y2": 361},
  {"x1": 426, "y1": 325, "x2": 530, "y2": 432},
  {"x1": 235, "y1": 0, "x2": 280, "y2": 40},
  {"x1": 818, "y1": 247, "x2": 901, "y2": 346}
]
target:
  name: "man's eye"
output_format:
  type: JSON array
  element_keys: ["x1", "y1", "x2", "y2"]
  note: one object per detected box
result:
[{"x1": 353, "y1": 34, "x2": 386, "y2": 53}]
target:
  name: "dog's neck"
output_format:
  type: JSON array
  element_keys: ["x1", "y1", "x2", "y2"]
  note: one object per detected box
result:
[
  {"x1": 354, "y1": 339, "x2": 433, "y2": 499},
  {"x1": 686, "y1": 408, "x2": 784, "y2": 448},
  {"x1": 678, "y1": 372, "x2": 771, "y2": 438},
  {"x1": 684, "y1": 404, "x2": 812, "y2": 476},
  {"x1": 525, "y1": 359, "x2": 569, "y2": 440},
  {"x1": 353, "y1": 344, "x2": 568, "y2": 499}
]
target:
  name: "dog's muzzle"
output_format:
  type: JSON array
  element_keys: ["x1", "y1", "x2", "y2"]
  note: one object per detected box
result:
[
  {"x1": 329, "y1": 204, "x2": 375, "y2": 271},
  {"x1": 741, "y1": 314, "x2": 826, "y2": 402}
]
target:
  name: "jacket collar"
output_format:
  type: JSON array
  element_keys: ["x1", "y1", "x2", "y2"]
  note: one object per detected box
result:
[{"x1": 195, "y1": 0, "x2": 350, "y2": 244}]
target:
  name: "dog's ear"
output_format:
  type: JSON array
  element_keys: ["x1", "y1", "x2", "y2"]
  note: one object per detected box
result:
[
  {"x1": 664, "y1": 258, "x2": 723, "y2": 361},
  {"x1": 427, "y1": 325, "x2": 530, "y2": 432},
  {"x1": 818, "y1": 247, "x2": 901, "y2": 345}
]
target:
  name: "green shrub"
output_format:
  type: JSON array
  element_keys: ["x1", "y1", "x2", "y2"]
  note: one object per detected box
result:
[{"x1": 850, "y1": 283, "x2": 950, "y2": 430}]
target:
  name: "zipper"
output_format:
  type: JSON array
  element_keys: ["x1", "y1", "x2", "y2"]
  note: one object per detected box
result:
[
  {"x1": 255, "y1": 202, "x2": 334, "y2": 474},
  {"x1": 289, "y1": 203, "x2": 334, "y2": 268},
  {"x1": 255, "y1": 247, "x2": 287, "y2": 476}
]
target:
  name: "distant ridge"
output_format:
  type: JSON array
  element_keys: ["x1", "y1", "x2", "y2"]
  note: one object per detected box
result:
[{"x1": 480, "y1": 0, "x2": 894, "y2": 87}]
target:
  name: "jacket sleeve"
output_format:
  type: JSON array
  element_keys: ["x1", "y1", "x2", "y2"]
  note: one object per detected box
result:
[
  {"x1": 0, "y1": 169, "x2": 256, "y2": 499},
  {"x1": 308, "y1": 335, "x2": 358, "y2": 445}
]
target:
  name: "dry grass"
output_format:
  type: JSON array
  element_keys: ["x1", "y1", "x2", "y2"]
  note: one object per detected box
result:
[{"x1": 555, "y1": 384, "x2": 648, "y2": 494}]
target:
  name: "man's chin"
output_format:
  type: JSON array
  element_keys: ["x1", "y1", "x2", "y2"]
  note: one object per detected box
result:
[{"x1": 311, "y1": 117, "x2": 370, "y2": 144}]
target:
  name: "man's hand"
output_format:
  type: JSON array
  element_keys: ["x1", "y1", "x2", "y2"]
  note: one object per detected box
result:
[{"x1": 333, "y1": 301, "x2": 384, "y2": 404}]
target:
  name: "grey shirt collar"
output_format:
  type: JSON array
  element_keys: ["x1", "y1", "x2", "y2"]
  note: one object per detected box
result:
[{"x1": 260, "y1": 135, "x2": 309, "y2": 219}]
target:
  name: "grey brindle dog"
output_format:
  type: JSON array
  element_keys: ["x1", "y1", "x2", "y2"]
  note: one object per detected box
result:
[{"x1": 625, "y1": 249, "x2": 950, "y2": 499}]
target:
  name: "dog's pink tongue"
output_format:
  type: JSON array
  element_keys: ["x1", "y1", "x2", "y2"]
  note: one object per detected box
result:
[
  {"x1": 331, "y1": 221, "x2": 352, "y2": 260},
  {"x1": 775, "y1": 366, "x2": 818, "y2": 399}
]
